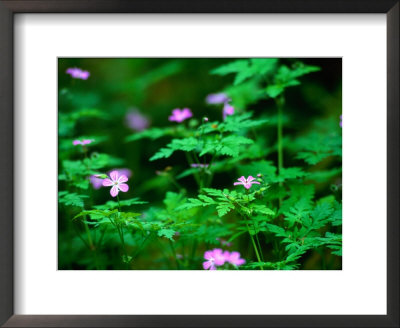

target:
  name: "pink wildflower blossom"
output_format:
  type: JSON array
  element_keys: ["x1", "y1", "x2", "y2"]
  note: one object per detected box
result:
[
  {"x1": 203, "y1": 248, "x2": 225, "y2": 270},
  {"x1": 73, "y1": 139, "x2": 93, "y2": 146},
  {"x1": 66, "y1": 67, "x2": 90, "y2": 80},
  {"x1": 168, "y1": 108, "x2": 193, "y2": 123},
  {"x1": 90, "y1": 169, "x2": 132, "y2": 190},
  {"x1": 102, "y1": 170, "x2": 129, "y2": 197},
  {"x1": 223, "y1": 103, "x2": 235, "y2": 120},
  {"x1": 206, "y1": 93, "x2": 229, "y2": 105},
  {"x1": 206, "y1": 92, "x2": 234, "y2": 120},
  {"x1": 108, "y1": 168, "x2": 132, "y2": 179},
  {"x1": 126, "y1": 109, "x2": 150, "y2": 131},
  {"x1": 226, "y1": 251, "x2": 246, "y2": 266},
  {"x1": 233, "y1": 176, "x2": 260, "y2": 190},
  {"x1": 89, "y1": 175, "x2": 104, "y2": 190}
]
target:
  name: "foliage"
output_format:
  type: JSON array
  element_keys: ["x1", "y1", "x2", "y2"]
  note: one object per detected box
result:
[{"x1": 58, "y1": 57, "x2": 342, "y2": 270}]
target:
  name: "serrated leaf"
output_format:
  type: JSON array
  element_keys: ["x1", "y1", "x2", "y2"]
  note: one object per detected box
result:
[
  {"x1": 157, "y1": 228, "x2": 176, "y2": 241},
  {"x1": 59, "y1": 192, "x2": 89, "y2": 208},
  {"x1": 150, "y1": 137, "x2": 198, "y2": 161}
]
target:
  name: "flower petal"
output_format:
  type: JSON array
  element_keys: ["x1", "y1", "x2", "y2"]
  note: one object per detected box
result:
[
  {"x1": 172, "y1": 109, "x2": 181, "y2": 116},
  {"x1": 118, "y1": 175, "x2": 128, "y2": 183},
  {"x1": 118, "y1": 183, "x2": 129, "y2": 192},
  {"x1": 233, "y1": 182, "x2": 243, "y2": 186},
  {"x1": 243, "y1": 183, "x2": 252, "y2": 189},
  {"x1": 213, "y1": 249, "x2": 225, "y2": 265},
  {"x1": 223, "y1": 250, "x2": 231, "y2": 262},
  {"x1": 251, "y1": 181, "x2": 261, "y2": 185},
  {"x1": 229, "y1": 251, "x2": 240, "y2": 262},
  {"x1": 247, "y1": 176, "x2": 255, "y2": 182},
  {"x1": 109, "y1": 170, "x2": 119, "y2": 182},
  {"x1": 206, "y1": 93, "x2": 228, "y2": 104},
  {"x1": 102, "y1": 178, "x2": 114, "y2": 187},
  {"x1": 236, "y1": 258, "x2": 246, "y2": 266},
  {"x1": 182, "y1": 108, "x2": 192, "y2": 119},
  {"x1": 90, "y1": 176, "x2": 103, "y2": 189},
  {"x1": 110, "y1": 185, "x2": 119, "y2": 197},
  {"x1": 238, "y1": 176, "x2": 246, "y2": 183},
  {"x1": 203, "y1": 261, "x2": 212, "y2": 270},
  {"x1": 204, "y1": 251, "x2": 214, "y2": 260}
]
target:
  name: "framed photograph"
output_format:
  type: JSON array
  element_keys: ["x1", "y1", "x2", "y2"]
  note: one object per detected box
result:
[{"x1": 0, "y1": 1, "x2": 398, "y2": 327}]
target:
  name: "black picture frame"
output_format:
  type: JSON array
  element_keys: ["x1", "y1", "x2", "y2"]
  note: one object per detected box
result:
[{"x1": 0, "y1": 1, "x2": 398, "y2": 327}]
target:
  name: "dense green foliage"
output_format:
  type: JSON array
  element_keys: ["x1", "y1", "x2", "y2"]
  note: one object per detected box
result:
[{"x1": 58, "y1": 58, "x2": 342, "y2": 270}]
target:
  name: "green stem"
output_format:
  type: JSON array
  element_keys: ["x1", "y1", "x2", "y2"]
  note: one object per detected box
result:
[
  {"x1": 185, "y1": 152, "x2": 201, "y2": 187},
  {"x1": 252, "y1": 223, "x2": 265, "y2": 263},
  {"x1": 276, "y1": 96, "x2": 284, "y2": 207},
  {"x1": 116, "y1": 195, "x2": 129, "y2": 266},
  {"x1": 83, "y1": 221, "x2": 93, "y2": 249},
  {"x1": 167, "y1": 174, "x2": 183, "y2": 192},
  {"x1": 132, "y1": 233, "x2": 151, "y2": 260},
  {"x1": 244, "y1": 218, "x2": 263, "y2": 270},
  {"x1": 277, "y1": 98, "x2": 284, "y2": 174},
  {"x1": 169, "y1": 240, "x2": 180, "y2": 269},
  {"x1": 190, "y1": 239, "x2": 198, "y2": 267}
]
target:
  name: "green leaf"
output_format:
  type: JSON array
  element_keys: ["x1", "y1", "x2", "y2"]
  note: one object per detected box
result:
[
  {"x1": 266, "y1": 63, "x2": 320, "y2": 98},
  {"x1": 72, "y1": 209, "x2": 118, "y2": 221},
  {"x1": 59, "y1": 192, "x2": 89, "y2": 208},
  {"x1": 94, "y1": 197, "x2": 148, "y2": 210},
  {"x1": 157, "y1": 228, "x2": 176, "y2": 241},
  {"x1": 266, "y1": 85, "x2": 284, "y2": 98},
  {"x1": 220, "y1": 113, "x2": 269, "y2": 133},
  {"x1": 150, "y1": 137, "x2": 198, "y2": 161},
  {"x1": 251, "y1": 204, "x2": 275, "y2": 216},
  {"x1": 126, "y1": 127, "x2": 172, "y2": 142},
  {"x1": 216, "y1": 203, "x2": 235, "y2": 217},
  {"x1": 275, "y1": 167, "x2": 308, "y2": 183},
  {"x1": 211, "y1": 59, "x2": 278, "y2": 85}
]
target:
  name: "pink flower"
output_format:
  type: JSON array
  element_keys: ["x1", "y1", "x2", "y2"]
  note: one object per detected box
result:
[
  {"x1": 66, "y1": 67, "x2": 90, "y2": 80},
  {"x1": 126, "y1": 109, "x2": 150, "y2": 131},
  {"x1": 233, "y1": 176, "x2": 260, "y2": 190},
  {"x1": 90, "y1": 169, "x2": 132, "y2": 190},
  {"x1": 223, "y1": 103, "x2": 235, "y2": 120},
  {"x1": 206, "y1": 93, "x2": 229, "y2": 105},
  {"x1": 73, "y1": 139, "x2": 93, "y2": 146},
  {"x1": 226, "y1": 251, "x2": 246, "y2": 266},
  {"x1": 102, "y1": 170, "x2": 129, "y2": 197},
  {"x1": 108, "y1": 168, "x2": 132, "y2": 179},
  {"x1": 89, "y1": 175, "x2": 104, "y2": 190},
  {"x1": 168, "y1": 108, "x2": 193, "y2": 123},
  {"x1": 202, "y1": 248, "x2": 225, "y2": 270}
]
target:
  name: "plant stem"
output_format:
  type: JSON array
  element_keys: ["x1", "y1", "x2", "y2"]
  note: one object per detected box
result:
[
  {"x1": 116, "y1": 195, "x2": 129, "y2": 267},
  {"x1": 277, "y1": 97, "x2": 284, "y2": 174},
  {"x1": 83, "y1": 221, "x2": 93, "y2": 249},
  {"x1": 185, "y1": 152, "x2": 201, "y2": 187},
  {"x1": 276, "y1": 96, "x2": 285, "y2": 207},
  {"x1": 244, "y1": 218, "x2": 263, "y2": 270},
  {"x1": 252, "y1": 223, "x2": 265, "y2": 263},
  {"x1": 169, "y1": 240, "x2": 180, "y2": 269}
]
